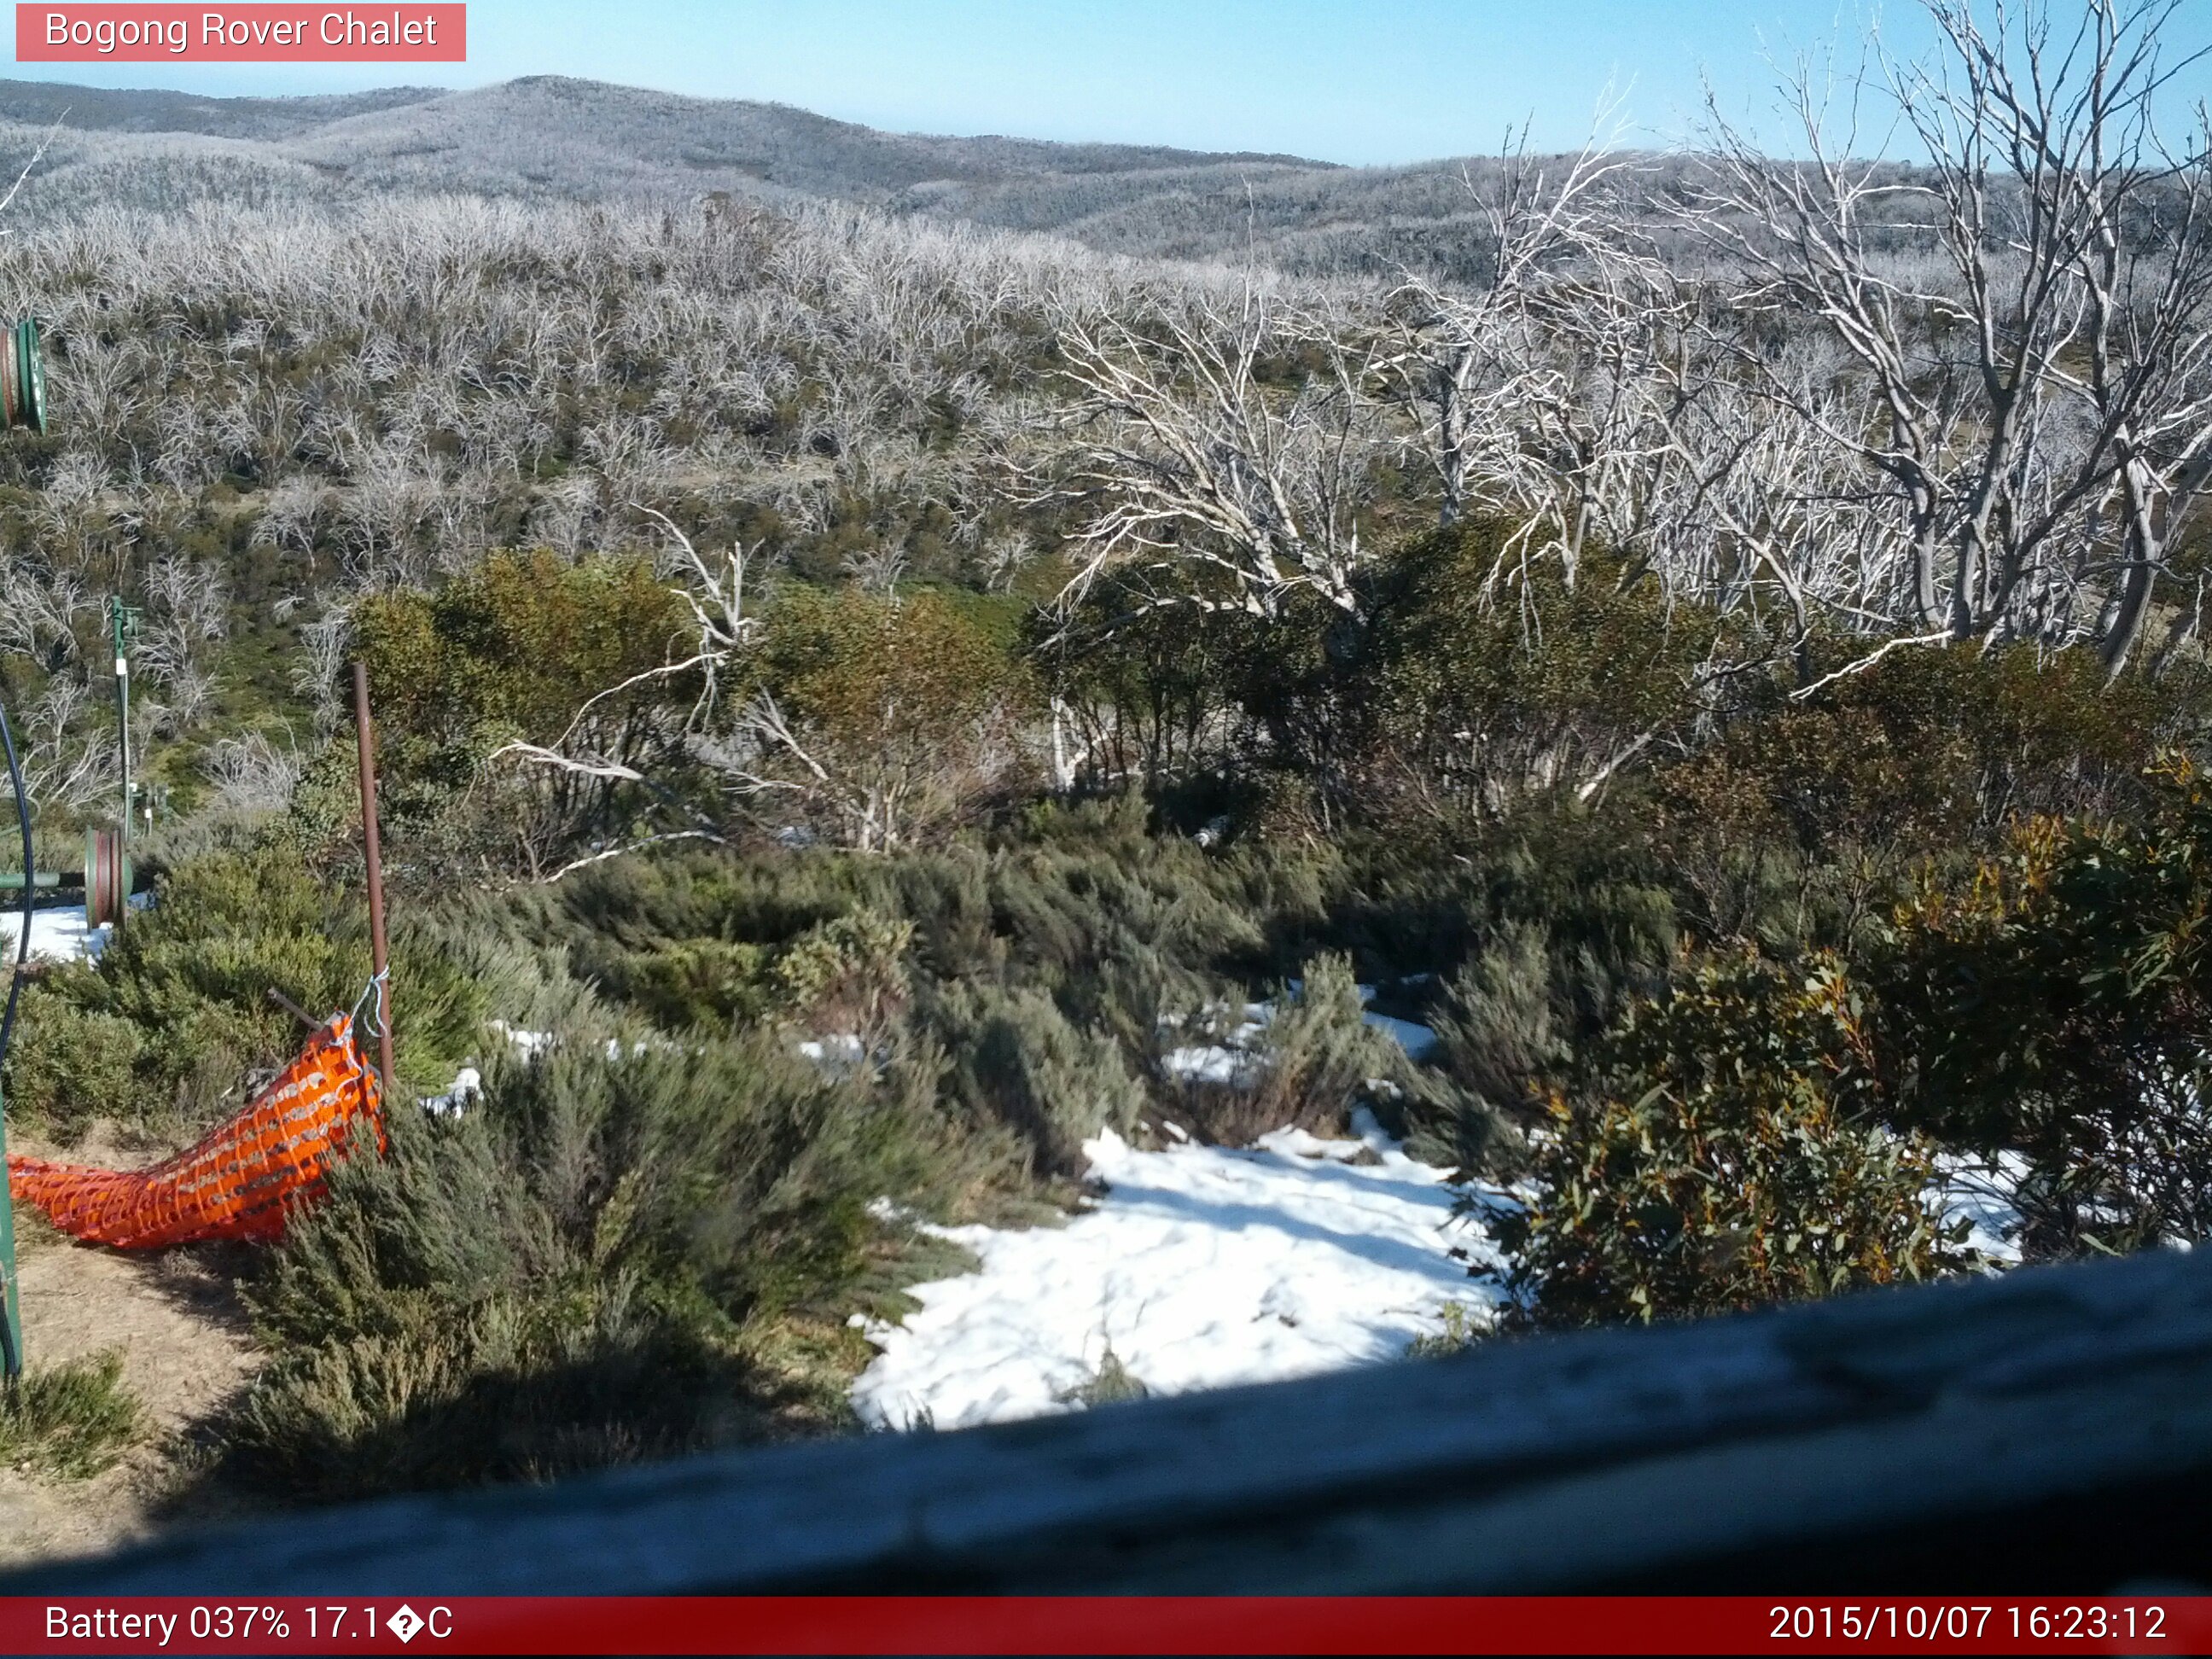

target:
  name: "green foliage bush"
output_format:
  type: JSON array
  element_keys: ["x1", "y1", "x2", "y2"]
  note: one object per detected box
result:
[
  {"x1": 1505, "y1": 754, "x2": 2212, "y2": 1314},
  {"x1": 1868, "y1": 764, "x2": 2212, "y2": 1254},
  {"x1": 1430, "y1": 923, "x2": 1563, "y2": 1119},
  {"x1": 552, "y1": 813, "x2": 1285, "y2": 1056},
  {"x1": 3, "y1": 845, "x2": 484, "y2": 1140},
  {"x1": 1165, "y1": 954, "x2": 1406, "y2": 1148},
  {"x1": 590, "y1": 936, "x2": 777, "y2": 1033},
  {"x1": 352, "y1": 550, "x2": 705, "y2": 874},
  {"x1": 740, "y1": 583, "x2": 1033, "y2": 850},
  {"x1": 581, "y1": 905, "x2": 912, "y2": 1042},
  {"x1": 227, "y1": 1031, "x2": 1004, "y2": 1499},
  {"x1": 358, "y1": 550, "x2": 696, "y2": 756},
  {"x1": 769, "y1": 908, "x2": 914, "y2": 1039},
  {"x1": 3, "y1": 998, "x2": 147, "y2": 1143},
  {"x1": 1652, "y1": 640, "x2": 2184, "y2": 946},
  {"x1": 932, "y1": 981, "x2": 1145, "y2": 1176},
  {"x1": 1504, "y1": 954, "x2": 1956, "y2": 1326},
  {"x1": 1044, "y1": 521, "x2": 1723, "y2": 835},
  {"x1": 1029, "y1": 577, "x2": 1242, "y2": 792},
  {"x1": 1243, "y1": 952, "x2": 1400, "y2": 1135},
  {"x1": 0, "y1": 1352, "x2": 142, "y2": 1480},
  {"x1": 1348, "y1": 528, "x2": 1715, "y2": 820}
]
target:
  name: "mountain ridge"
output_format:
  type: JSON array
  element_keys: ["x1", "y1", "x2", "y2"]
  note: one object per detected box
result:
[{"x1": 0, "y1": 74, "x2": 1510, "y2": 274}]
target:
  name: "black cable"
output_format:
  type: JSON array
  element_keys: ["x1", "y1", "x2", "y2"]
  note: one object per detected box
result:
[
  {"x1": 0, "y1": 697, "x2": 27, "y2": 1380},
  {"x1": 0, "y1": 697, "x2": 27, "y2": 1085}
]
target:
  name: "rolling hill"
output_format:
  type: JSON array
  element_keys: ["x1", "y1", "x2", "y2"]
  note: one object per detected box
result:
[{"x1": 0, "y1": 74, "x2": 1511, "y2": 272}]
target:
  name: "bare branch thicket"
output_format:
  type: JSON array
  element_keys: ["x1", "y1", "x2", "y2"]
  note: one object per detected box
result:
[
  {"x1": 841, "y1": 541, "x2": 908, "y2": 595},
  {"x1": 623, "y1": 508, "x2": 1021, "y2": 854},
  {"x1": 1691, "y1": 0, "x2": 2212, "y2": 672},
  {"x1": 632, "y1": 512, "x2": 868, "y2": 835},
  {"x1": 1645, "y1": 327, "x2": 1908, "y2": 648},
  {"x1": 135, "y1": 551, "x2": 230, "y2": 731},
  {"x1": 203, "y1": 729, "x2": 306, "y2": 815},
  {"x1": 293, "y1": 608, "x2": 353, "y2": 740},
  {"x1": 0, "y1": 554, "x2": 91, "y2": 661},
  {"x1": 1037, "y1": 278, "x2": 1391, "y2": 621},
  {"x1": 15, "y1": 677, "x2": 111, "y2": 811},
  {"x1": 1378, "y1": 119, "x2": 1655, "y2": 562}
]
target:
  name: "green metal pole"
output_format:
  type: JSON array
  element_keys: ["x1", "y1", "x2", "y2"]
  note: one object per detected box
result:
[
  {"x1": 110, "y1": 598, "x2": 137, "y2": 847},
  {"x1": 0, "y1": 318, "x2": 49, "y2": 1379}
]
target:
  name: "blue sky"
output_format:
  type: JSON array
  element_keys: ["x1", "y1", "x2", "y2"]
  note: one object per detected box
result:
[{"x1": 8, "y1": 2, "x2": 2211, "y2": 166}]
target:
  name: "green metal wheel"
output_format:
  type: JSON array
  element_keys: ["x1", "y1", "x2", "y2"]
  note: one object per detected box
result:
[{"x1": 2, "y1": 318, "x2": 45, "y2": 434}]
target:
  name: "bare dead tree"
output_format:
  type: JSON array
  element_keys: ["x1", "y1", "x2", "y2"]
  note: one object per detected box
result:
[
  {"x1": 1377, "y1": 116, "x2": 1652, "y2": 558},
  {"x1": 204, "y1": 730, "x2": 306, "y2": 815},
  {"x1": 1037, "y1": 280, "x2": 1388, "y2": 620},
  {"x1": 1691, "y1": 0, "x2": 2212, "y2": 673}
]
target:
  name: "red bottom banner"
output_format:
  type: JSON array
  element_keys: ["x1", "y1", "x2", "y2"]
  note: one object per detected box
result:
[{"x1": 3, "y1": 1595, "x2": 2207, "y2": 1656}]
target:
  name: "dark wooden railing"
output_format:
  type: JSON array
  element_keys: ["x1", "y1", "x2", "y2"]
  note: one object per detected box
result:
[{"x1": 15, "y1": 1244, "x2": 2212, "y2": 1593}]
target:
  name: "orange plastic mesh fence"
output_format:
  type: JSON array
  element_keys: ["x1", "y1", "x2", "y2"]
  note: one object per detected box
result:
[{"x1": 7, "y1": 1014, "x2": 385, "y2": 1249}]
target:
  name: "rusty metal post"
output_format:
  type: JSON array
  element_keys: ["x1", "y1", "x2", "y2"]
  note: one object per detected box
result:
[{"x1": 351, "y1": 662, "x2": 396, "y2": 1098}]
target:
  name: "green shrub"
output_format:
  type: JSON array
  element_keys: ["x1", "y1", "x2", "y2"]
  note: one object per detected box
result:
[
  {"x1": 1250, "y1": 953, "x2": 1398, "y2": 1130},
  {"x1": 226, "y1": 1027, "x2": 1005, "y2": 1500},
  {"x1": 4, "y1": 846, "x2": 484, "y2": 1137},
  {"x1": 1, "y1": 992, "x2": 146, "y2": 1144},
  {"x1": 0, "y1": 1352, "x2": 142, "y2": 1479},
  {"x1": 546, "y1": 830, "x2": 1287, "y2": 1073},
  {"x1": 1505, "y1": 954, "x2": 1955, "y2": 1326},
  {"x1": 1029, "y1": 578, "x2": 1242, "y2": 792},
  {"x1": 741, "y1": 583, "x2": 1031, "y2": 850},
  {"x1": 1405, "y1": 1301, "x2": 1485, "y2": 1359},
  {"x1": 1430, "y1": 923, "x2": 1563, "y2": 1118},
  {"x1": 591, "y1": 937, "x2": 777, "y2": 1033},
  {"x1": 1650, "y1": 639, "x2": 2185, "y2": 946},
  {"x1": 1171, "y1": 953, "x2": 1402, "y2": 1147},
  {"x1": 1055, "y1": 1346, "x2": 1149, "y2": 1407},
  {"x1": 770, "y1": 908, "x2": 914, "y2": 1039},
  {"x1": 352, "y1": 550, "x2": 705, "y2": 871},
  {"x1": 1870, "y1": 765, "x2": 2212, "y2": 1254},
  {"x1": 221, "y1": 1285, "x2": 764, "y2": 1500},
  {"x1": 933, "y1": 982, "x2": 1145, "y2": 1177},
  {"x1": 1354, "y1": 532, "x2": 1714, "y2": 816}
]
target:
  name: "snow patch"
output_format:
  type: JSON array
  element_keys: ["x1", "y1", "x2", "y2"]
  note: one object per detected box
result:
[
  {"x1": 490, "y1": 1021, "x2": 554, "y2": 1058},
  {"x1": 484, "y1": 1022, "x2": 644, "y2": 1063},
  {"x1": 1158, "y1": 987, "x2": 1440, "y2": 1085},
  {"x1": 851, "y1": 1107, "x2": 1509, "y2": 1431},
  {"x1": 1932, "y1": 1151, "x2": 2029, "y2": 1267},
  {"x1": 422, "y1": 1066, "x2": 480, "y2": 1118},
  {"x1": 797, "y1": 1033, "x2": 866, "y2": 1073},
  {"x1": 1364, "y1": 1010, "x2": 1441, "y2": 1062},
  {"x1": 0, "y1": 903, "x2": 111, "y2": 965},
  {"x1": 1160, "y1": 1043, "x2": 1251, "y2": 1086}
]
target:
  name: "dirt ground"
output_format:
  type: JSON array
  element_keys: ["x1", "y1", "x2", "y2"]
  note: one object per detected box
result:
[{"x1": 0, "y1": 1124, "x2": 265, "y2": 1570}]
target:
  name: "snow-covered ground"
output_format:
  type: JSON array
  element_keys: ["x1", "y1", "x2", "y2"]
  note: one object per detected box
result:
[
  {"x1": 1159, "y1": 1000, "x2": 1272, "y2": 1086},
  {"x1": 422, "y1": 1022, "x2": 655, "y2": 1112},
  {"x1": 853, "y1": 976, "x2": 2049, "y2": 1430},
  {"x1": 1160, "y1": 983, "x2": 1441, "y2": 1085},
  {"x1": 851, "y1": 1107, "x2": 1511, "y2": 1431},
  {"x1": 0, "y1": 903, "x2": 110, "y2": 965},
  {"x1": 1932, "y1": 1151, "x2": 2029, "y2": 1267}
]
